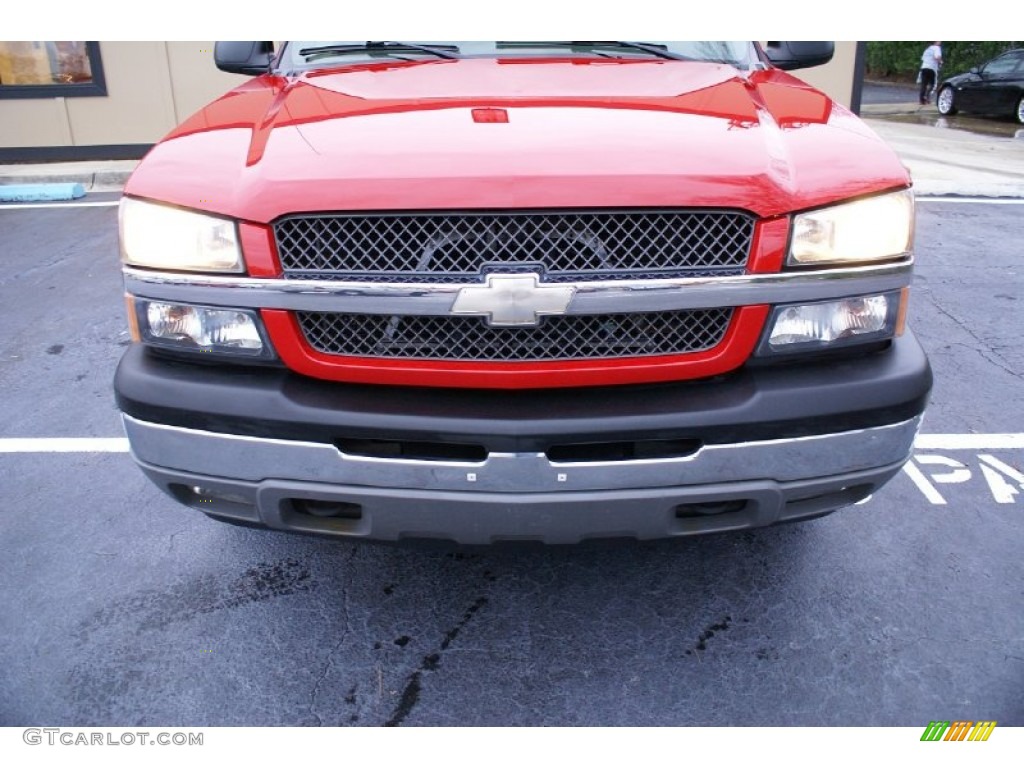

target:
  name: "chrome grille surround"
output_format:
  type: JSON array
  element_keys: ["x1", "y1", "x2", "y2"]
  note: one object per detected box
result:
[
  {"x1": 297, "y1": 309, "x2": 733, "y2": 362},
  {"x1": 274, "y1": 210, "x2": 755, "y2": 283}
]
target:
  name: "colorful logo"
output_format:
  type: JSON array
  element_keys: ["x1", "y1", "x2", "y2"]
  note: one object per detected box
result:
[{"x1": 920, "y1": 721, "x2": 996, "y2": 741}]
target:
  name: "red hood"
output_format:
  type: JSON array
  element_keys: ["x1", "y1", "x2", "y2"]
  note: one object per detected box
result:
[{"x1": 126, "y1": 58, "x2": 909, "y2": 223}]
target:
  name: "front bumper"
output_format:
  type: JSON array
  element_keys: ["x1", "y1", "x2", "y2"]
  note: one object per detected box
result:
[{"x1": 115, "y1": 333, "x2": 931, "y2": 544}]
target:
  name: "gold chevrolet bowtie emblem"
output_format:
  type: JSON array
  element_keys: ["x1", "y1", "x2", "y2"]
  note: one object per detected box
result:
[{"x1": 451, "y1": 274, "x2": 576, "y2": 327}]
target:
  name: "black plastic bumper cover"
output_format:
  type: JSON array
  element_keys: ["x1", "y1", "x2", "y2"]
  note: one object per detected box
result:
[{"x1": 115, "y1": 333, "x2": 932, "y2": 452}]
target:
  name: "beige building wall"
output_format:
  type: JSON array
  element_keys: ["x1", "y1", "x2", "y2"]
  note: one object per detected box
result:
[
  {"x1": 794, "y1": 41, "x2": 859, "y2": 108},
  {"x1": 0, "y1": 41, "x2": 860, "y2": 152},
  {"x1": 64, "y1": 42, "x2": 176, "y2": 145},
  {"x1": 0, "y1": 41, "x2": 246, "y2": 150},
  {"x1": 0, "y1": 97, "x2": 74, "y2": 146},
  {"x1": 165, "y1": 42, "x2": 250, "y2": 125}
]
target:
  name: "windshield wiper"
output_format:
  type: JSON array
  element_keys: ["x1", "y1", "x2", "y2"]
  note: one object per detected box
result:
[
  {"x1": 297, "y1": 42, "x2": 460, "y2": 61},
  {"x1": 496, "y1": 41, "x2": 692, "y2": 61}
]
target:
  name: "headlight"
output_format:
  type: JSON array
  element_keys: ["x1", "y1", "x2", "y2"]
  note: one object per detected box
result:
[
  {"x1": 132, "y1": 299, "x2": 275, "y2": 359},
  {"x1": 789, "y1": 189, "x2": 914, "y2": 266},
  {"x1": 757, "y1": 290, "x2": 907, "y2": 356},
  {"x1": 119, "y1": 197, "x2": 244, "y2": 273}
]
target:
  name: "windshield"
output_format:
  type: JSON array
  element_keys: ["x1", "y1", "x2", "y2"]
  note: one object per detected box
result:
[{"x1": 281, "y1": 41, "x2": 756, "y2": 72}]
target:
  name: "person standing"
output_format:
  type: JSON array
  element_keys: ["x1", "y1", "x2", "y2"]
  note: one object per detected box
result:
[{"x1": 919, "y1": 41, "x2": 943, "y2": 105}]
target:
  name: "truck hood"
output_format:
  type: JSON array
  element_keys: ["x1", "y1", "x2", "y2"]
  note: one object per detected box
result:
[{"x1": 126, "y1": 58, "x2": 910, "y2": 223}]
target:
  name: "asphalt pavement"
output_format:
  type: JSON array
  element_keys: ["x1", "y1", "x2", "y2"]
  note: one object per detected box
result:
[
  {"x1": 0, "y1": 199, "x2": 1021, "y2": 726},
  {"x1": 861, "y1": 81, "x2": 920, "y2": 105}
]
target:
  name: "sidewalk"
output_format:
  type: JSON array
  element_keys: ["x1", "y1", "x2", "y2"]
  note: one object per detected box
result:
[
  {"x1": 2, "y1": 112, "x2": 1023, "y2": 199},
  {"x1": 861, "y1": 106, "x2": 1024, "y2": 198}
]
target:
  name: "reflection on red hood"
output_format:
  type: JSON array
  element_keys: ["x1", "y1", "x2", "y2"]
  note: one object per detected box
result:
[{"x1": 126, "y1": 58, "x2": 909, "y2": 223}]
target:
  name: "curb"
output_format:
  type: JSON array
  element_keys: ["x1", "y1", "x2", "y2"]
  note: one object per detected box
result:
[
  {"x1": 860, "y1": 103, "x2": 939, "y2": 117},
  {"x1": 0, "y1": 170, "x2": 132, "y2": 191}
]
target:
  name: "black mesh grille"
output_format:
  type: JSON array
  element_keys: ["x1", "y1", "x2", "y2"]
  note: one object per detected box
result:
[
  {"x1": 275, "y1": 210, "x2": 754, "y2": 282},
  {"x1": 297, "y1": 309, "x2": 733, "y2": 362}
]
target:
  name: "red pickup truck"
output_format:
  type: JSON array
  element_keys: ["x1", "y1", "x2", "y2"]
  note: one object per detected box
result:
[{"x1": 115, "y1": 41, "x2": 931, "y2": 544}]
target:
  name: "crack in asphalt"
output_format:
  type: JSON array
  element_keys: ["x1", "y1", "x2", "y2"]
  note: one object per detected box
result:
[
  {"x1": 1, "y1": 254, "x2": 74, "y2": 286},
  {"x1": 384, "y1": 596, "x2": 489, "y2": 727},
  {"x1": 308, "y1": 549, "x2": 356, "y2": 726},
  {"x1": 166, "y1": 528, "x2": 187, "y2": 555},
  {"x1": 920, "y1": 292, "x2": 1021, "y2": 379}
]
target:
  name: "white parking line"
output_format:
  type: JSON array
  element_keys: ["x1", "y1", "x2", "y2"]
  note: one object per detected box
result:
[
  {"x1": 916, "y1": 196, "x2": 1024, "y2": 205},
  {"x1": 0, "y1": 200, "x2": 119, "y2": 210},
  {"x1": 914, "y1": 434, "x2": 1024, "y2": 450},
  {"x1": 1, "y1": 434, "x2": 1022, "y2": 453},
  {"x1": 0, "y1": 438, "x2": 129, "y2": 452}
]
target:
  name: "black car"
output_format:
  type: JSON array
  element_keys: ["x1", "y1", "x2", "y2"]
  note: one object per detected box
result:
[{"x1": 936, "y1": 48, "x2": 1024, "y2": 123}]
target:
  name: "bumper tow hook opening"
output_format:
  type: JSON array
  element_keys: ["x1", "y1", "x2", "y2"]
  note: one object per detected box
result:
[
  {"x1": 290, "y1": 498, "x2": 363, "y2": 520},
  {"x1": 674, "y1": 499, "x2": 749, "y2": 519}
]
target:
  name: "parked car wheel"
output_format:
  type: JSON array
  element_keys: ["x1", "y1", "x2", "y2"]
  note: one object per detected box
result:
[
  {"x1": 937, "y1": 86, "x2": 957, "y2": 116},
  {"x1": 1017, "y1": 95, "x2": 1024, "y2": 125}
]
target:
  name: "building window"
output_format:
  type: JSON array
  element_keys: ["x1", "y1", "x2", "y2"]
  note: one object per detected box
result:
[{"x1": 0, "y1": 41, "x2": 106, "y2": 98}]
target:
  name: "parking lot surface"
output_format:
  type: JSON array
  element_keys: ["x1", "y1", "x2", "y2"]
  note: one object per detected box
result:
[{"x1": 0, "y1": 197, "x2": 1021, "y2": 726}]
